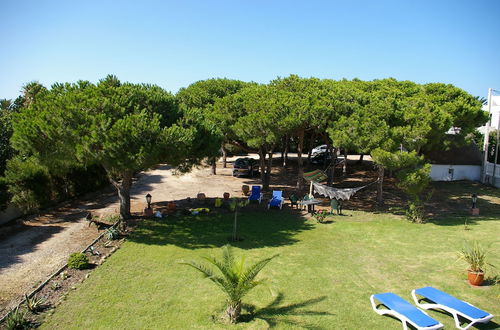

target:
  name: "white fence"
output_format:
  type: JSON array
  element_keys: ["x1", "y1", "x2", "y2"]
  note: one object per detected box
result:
[{"x1": 484, "y1": 162, "x2": 500, "y2": 188}]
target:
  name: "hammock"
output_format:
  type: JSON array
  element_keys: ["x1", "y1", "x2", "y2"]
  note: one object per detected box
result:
[
  {"x1": 312, "y1": 181, "x2": 377, "y2": 200},
  {"x1": 303, "y1": 169, "x2": 328, "y2": 182}
]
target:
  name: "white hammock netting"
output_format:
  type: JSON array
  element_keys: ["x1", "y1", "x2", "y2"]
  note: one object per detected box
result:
[{"x1": 312, "y1": 181, "x2": 376, "y2": 200}]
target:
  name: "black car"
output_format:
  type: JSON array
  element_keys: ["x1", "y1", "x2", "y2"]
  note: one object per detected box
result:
[
  {"x1": 311, "y1": 153, "x2": 345, "y2": 165},
  {"x1": 232, "y1": 158, "x2": 259, "y2": 177}
]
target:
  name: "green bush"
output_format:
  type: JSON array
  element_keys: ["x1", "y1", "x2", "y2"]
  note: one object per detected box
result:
[
  {"x1": 67, "y1": 252, "x2": 89, "y2": 270},
  {"x1": 5, "y1": 307, "x2": 30, "y2": 330},
  {"x1": 3, "y1": 155, "x2": 109, "y2": 213},
  {"x1": 0, "y1": 177, "x2": 10, "y2": 211},
  {"x1": 4, "y1": 156, "x2": 51, "y2": 213},
  {"x1": 405, "y1": 201, "x2": 425, "y2": 223},
  {"x1": 105, "y1": 227, "x2": 120, "y2": 240}
]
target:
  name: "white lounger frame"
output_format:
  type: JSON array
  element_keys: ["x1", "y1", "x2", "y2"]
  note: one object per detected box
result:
[
  {"x1": 370, "y1": 295, "x2": 443, "y2": 330},
  {"x1": 411, "y1": 290, "x2": 494, "y2": 330}
]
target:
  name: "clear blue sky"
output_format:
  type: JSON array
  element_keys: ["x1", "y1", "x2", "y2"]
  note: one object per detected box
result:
[{"x1": 1, "y1": 0, "x2": 499, "y2": 100}]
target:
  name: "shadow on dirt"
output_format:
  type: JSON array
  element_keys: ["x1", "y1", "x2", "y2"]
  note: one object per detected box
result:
[{"x1": 0, "y1": 224, "x2": 65, "y2": 270}]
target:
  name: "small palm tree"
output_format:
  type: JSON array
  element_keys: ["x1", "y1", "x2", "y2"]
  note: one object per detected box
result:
[{"x1": 181, "y1": 245, "x2": 278, "y2": 323}]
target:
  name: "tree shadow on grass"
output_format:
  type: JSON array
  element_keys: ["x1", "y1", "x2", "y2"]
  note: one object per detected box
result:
[
  {"x1": 239, "y1": 293, "x2": 333, "y2": 329},
  {"x1": 426, "y1": 214, "x2": 500, "y2": 227},
  {"x1": 128, "y1": 210, "x2": 315, "y2": 250}
]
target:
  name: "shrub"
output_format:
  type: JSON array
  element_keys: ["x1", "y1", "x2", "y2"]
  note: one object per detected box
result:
[
  {"x1": 405, "y1": 201, "x2": 425, "y2": 224},
  {"x1": 25, "y1": 293, "x2": 46, "y2": 313},
  {"x1": 0, "y1": 177, "x2": 10, "y2": 211},
  {"x1": 4, "y1": 156, "x2": 51, "y2": 213},
  {"x1": 105, "y1": 227, "x2": 120, "y2": 240},
  {"x1": 457, "y1": 240, "x2": 493, "y2": 272},
  {"x1": 3, "y1": 155, "x2": 109, "y2": 213},
  {"x1": 51, "y1": 281, "x2": 61, "y2": 291},
  {"x1": 67, "y1": 252, "x2": 89, "y2": 270},
  {"x1": 313, "y1": 210, "x2": 329, "y2": 223},
  {"x1": 5, "y1": 307, "x2": 30, "y2": 330},
  {"x1": 180, "y1": 245, "x2": 278, "y2": 323}
]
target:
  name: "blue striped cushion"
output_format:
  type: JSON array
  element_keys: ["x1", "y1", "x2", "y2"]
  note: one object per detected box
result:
[
  {"x1": 415, "y1": 287, "x2": 489, "y2": 319},
  {"x1": 374, "y1": 292, "x2": 439, "y2": 328}
]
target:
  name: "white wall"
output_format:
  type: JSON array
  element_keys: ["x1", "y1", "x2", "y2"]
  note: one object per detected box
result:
[{"x1": 430, "y1": 165, "x2": 481, "y2": 182}]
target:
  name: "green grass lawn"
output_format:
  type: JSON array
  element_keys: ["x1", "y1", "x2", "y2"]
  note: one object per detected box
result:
[{"x1": 42, "y1": 202, "x2": 499, "y2": 329}]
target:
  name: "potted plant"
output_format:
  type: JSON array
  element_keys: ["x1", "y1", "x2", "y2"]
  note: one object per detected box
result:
[
  {"x1": 457, "y1": 241, "x2": 491, "y2": 286},
  {"x1": 313, "y1": 210, "x2": 329, "y2": 223}
]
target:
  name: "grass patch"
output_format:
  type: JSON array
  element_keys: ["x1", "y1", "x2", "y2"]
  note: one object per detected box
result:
[{"x1": 42, "y1": 207, "x2": 499, "y2": 328}]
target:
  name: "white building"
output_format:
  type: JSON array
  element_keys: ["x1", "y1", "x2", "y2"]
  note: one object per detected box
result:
[{"x1": 427, "y1": 140, "x2": 482, "y2": 182}]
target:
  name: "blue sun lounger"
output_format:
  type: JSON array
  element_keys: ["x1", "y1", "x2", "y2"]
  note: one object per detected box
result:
[
  {"x1": 371, "y1": 292, "x2": 443, "y2": 330},
  {"x1": 248, "y1": 186, "x2": 263, "y2": 203},
  {"x1": 412, "y1": 286, "x2": 493, "y2": 330},
  {"x1": 268, "y1": 190, "x2": 284, "y2": 209}
]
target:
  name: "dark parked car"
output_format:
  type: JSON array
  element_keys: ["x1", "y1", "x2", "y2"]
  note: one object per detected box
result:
[
  {"x1": 232, "y1": 158, "x2": 259, "y2": 177},
  {"x1": 311, "y1": 153, "x2": 345, "y2": 165}
]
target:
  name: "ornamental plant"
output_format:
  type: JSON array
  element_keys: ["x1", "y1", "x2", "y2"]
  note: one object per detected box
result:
[
  {"x1": 180, "y1": 245, "x2": 278, "y2": 323},
  {"x1": 313, "y1": 210, "x2": 329, "y2": 223},
  {"x1": 67, "y1": 252, "x2": 89, "y2": 270},
  {"x1": 457, "y1": 240, "x2": 492, "y2": 273}
]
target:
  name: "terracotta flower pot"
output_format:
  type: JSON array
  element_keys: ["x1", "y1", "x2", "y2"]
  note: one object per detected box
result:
[
  {"x1": 242, "y1": 185, "x2": 250, "y2": 196},
  {"x1": 167, "y1": 202, "x2": 176, "y2": 211},
  {"x1": 467, "y1": 270, "x2": 484, "y2": 286},
  {"x1": 143, "y1": 208, "x2": 153, "y2": 217}
]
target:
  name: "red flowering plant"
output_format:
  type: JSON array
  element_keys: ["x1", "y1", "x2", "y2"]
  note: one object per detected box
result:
[{"x1": 313, "y1": 209, "x2": 329, "y2": 223}]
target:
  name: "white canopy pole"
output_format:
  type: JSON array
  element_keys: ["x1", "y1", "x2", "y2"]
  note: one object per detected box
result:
[
  {"x1": 482, "y1": 88, "x2": 493, "y2": 183},
  {"x1": 493, "y1": 103, "x2": 500, "y2": 186}
]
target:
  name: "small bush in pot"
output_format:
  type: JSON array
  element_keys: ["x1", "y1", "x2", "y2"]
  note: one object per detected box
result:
[
  {"x1": 457, "y1": 240, "x2": 493, "y2": 286},
  {"x1": 67, "y1": 252, "x2": 89, "y2": 270}
]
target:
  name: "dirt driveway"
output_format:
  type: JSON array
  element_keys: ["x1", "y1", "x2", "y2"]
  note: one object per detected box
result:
[{"x1": 0, "y1": 156, "x2": 256, "y2": 315}]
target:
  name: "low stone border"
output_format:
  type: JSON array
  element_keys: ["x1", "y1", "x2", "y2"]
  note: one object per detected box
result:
[{"x1": 0, "y1": 221, "x2": 119, "y2": 325}]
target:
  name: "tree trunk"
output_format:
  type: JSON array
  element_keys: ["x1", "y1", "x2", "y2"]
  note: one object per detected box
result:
[
  {"x1": 264, "y1": 151, "x2": 273, "y2": 190},
  {"x1": 283, "y1": 135, "x2": 289, "y2": 167},
  {"x1": 358, "y1": 154, "x2": 364, "y2": 164},
  {"x1": 306, "y1": 132, "x2": 316, "y2": 167},
  {"x1": 110, "y1": 171, "x2": 133, "y2": 222},
  {"x1": 280, "y1": 138, "x2": 285, "y2": 166},
  {"x1": 343, "y1": 149, "x2": 348, "y2": 176},
  {"x1": 221, "y1": 144, "x2": 227, "y2": 168},
  {"x1": 211, "y1": 157, "x2": 217, "y2": 175},
  {"x1": 226, "y1": 301, "x2": 242, "y2": 323},
  {"x1": 232, "y1": 208, "x2": 238, "y2": 241},
  {"x1": 296, "y1": 129, "x2": 305, "y2": 190},
  {"x1": 258, "y1": 148, "x2": 268, "y2": 190},
  {"x1": 376, "y1": 166, "x2": 384, "y2": 206},
  {"x1": 326, "y1": 146, "x2": 337, "y2": 186}
]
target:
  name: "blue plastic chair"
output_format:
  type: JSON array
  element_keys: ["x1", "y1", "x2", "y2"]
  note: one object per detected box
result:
[
  {"x1": 248, "y1": 186, "x2": 262, "y2": 203},
  {"x1": 268, "y1": 190, "x2": 284, "y2": 210}
]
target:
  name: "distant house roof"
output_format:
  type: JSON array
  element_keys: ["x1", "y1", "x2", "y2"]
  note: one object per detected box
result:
[{"x1": 425, "y1": 139, "x2": 482, "y2": 165}]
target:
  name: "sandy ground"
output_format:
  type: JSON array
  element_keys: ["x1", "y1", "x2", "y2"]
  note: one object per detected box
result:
[{"x1": 0, "y1": 156, "x2": 256, "y2": 314}]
